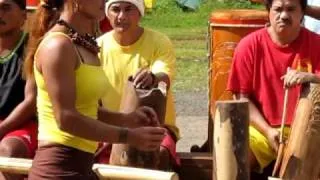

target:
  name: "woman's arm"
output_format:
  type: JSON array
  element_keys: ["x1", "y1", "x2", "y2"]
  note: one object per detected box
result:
[
  {"x1": 97, "y1": 106, "x2": 159, "y2": 127},
  {"x1": 0, "y1": 77, "x2": 37, "y2": 138}
]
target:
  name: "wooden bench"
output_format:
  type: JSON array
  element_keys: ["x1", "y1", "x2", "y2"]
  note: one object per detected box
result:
[{"x1": 178, "y1": 152, "x2": 212, "y2": 180}]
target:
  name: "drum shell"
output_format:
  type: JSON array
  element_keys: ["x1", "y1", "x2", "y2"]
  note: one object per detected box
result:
[
  {"x1": 208, "y1": 9, "x2": 268, "y2": 151},
  {"x1": 209, "y1": 9, "x2": 268, "y2": 115}
]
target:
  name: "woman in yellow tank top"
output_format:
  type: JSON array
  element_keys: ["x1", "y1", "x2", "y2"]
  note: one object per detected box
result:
[{"x1": 23, "y1": 0, "x2": 165, "y2": 179}]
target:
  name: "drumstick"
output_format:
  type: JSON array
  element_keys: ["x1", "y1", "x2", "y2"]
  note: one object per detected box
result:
[
  {"x1": 279, "y1": 87, "x2": 289, "y2": 145},
  {"x1": 272, "y1": 87, "x2": 289, "y2": 177}
]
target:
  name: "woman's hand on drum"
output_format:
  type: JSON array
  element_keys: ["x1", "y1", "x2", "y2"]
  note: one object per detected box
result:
[
  {"x1": 125, "y1": 106, "x2": 160, "y2": 127},
  {"x1": 266, "y1": 127, "x2": 280, "y2": 152},
  {"x1": 133, "y1": 68, "x2": 155, "y2": 89},
  {"x1": 127, "y1": 126, "x2": 166, "y2": 151},
  {"x1": 281, "y1": 69, "x2": 314, "y2": 87}
]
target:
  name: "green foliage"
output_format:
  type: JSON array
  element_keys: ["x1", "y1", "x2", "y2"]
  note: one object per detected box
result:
[
  {"x1": 154, "y1": 0, "x2": 181, "y2": 12},
  {"x1": 222, "y1": 0, "x2": 260, "y2": 9},
  {"x1": 174, "y1": 59, "x2": 208, "y2": 92}
]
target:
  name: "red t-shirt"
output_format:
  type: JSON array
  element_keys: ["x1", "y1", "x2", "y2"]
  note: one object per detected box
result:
[{"x1": 227, "y1": 27, "x2": 320, "y2": 126}]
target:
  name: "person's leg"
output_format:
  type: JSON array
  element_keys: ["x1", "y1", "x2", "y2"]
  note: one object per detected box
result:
[
  {"x1": 158, "y1": 128, "x2": 179, "y2": 171},
  {"x1": 0, "y1": 121, "x2": 37, "y2": 180},
  {"x1": 249, "y1": 126, "x2": 277, "y2": 173},
  {"x1": 0, "y1": 137, "x2": 28, "y2": 180}
]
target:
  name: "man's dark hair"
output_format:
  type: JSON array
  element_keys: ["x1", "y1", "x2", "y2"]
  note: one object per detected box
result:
[
  {"x1": 12, "y1": 0, "x2": 26, "y2": 10},
  {"x1": 264, "y1": 0, "x2": 307, "y2": 12}
]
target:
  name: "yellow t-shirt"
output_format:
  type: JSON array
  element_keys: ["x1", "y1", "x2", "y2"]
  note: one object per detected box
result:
[
  {"x1": 98, "y1": 28, "x2": 179, "y2": 139},
  {"x1": 34, "y1": 32, "x2": 108, "y2": 153}
]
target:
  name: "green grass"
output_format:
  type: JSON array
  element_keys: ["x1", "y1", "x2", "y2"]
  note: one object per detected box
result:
[
  {"x1": 174, "y1": 59, "x2": 208, "y2": 92},
  {"x1": 141, "y1": 0, "x2": 263, "y2": 92},
  {"x1": 142, "y1": 0, "x2": 263, "y2": 29}
]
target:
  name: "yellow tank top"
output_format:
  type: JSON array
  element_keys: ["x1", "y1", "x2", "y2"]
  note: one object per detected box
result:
[{"x1": 34, "y1": 32, "x2": 107, "y2": 153}]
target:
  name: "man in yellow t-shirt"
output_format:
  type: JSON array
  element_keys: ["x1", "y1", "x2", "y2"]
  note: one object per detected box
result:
[{"x1": 97, "y1": 0, "x2": 180, "y2": 170}]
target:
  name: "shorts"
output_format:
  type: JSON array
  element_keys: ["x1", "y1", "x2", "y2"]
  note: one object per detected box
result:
[
  {"x1": 0, "y1": 119, "x2": 38, "y2": 158},
  {"x1": 250, "y1": 126, "x2": 290, "y2": 172}
]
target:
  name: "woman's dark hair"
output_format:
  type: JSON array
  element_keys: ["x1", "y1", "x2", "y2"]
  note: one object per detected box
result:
[
  {"x1": 24, "y1": 0, "x2": 72, "y2": 77},
  {"x1": 264, "y1": 0, "x2": 307, "y2": 12}
]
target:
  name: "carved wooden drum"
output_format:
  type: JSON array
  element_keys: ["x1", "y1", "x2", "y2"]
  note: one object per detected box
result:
[
  {"x1": 279, "y1": 83, "x2": 320, "y2": 180},
  {"x1": 207, "y1": 9, "x2": 268, "y2": 151}
]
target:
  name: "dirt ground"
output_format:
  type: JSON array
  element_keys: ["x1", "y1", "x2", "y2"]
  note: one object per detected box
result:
[{"x1": 174, "y1": 90, "x2": 209, "y2": 152}]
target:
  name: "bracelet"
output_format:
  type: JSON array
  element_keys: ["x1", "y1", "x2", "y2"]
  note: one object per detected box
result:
[{"x1": 119, "y1": 128, "x2": 128, "y2": 143}]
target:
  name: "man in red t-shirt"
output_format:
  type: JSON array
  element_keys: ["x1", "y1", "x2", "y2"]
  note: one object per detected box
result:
[{"x1": 228, "y1": 0, "x2": 320, "y2": 172}]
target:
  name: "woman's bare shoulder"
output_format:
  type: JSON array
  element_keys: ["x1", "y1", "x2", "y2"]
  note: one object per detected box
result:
[{"x1": 37, "y1": 33, "x2": 77, "y2": 65}]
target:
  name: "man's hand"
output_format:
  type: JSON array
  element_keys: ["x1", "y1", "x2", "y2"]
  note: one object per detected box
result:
[
  {"x1": 132, "y1": 68, "x2": 155, "y2": 89},
  {"x1": 281, "y1": 69, "x2": 313, "y2": 87},
  {"x1": 266, "y1": 128, "x2": 280, "y2": 152}
]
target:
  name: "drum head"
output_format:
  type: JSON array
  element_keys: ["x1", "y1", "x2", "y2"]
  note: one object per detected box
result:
[{"x1": 210, "y1": 9, "x2": 268, "y2": 25}]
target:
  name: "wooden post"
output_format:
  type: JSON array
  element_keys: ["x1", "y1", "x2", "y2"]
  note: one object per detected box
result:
[
  {"x1": 0, "y1": 157, "x2": 179, "y2": 180},
  {"x1": 279, "y1": 83, "x2": 320, "y2": 180},
  {"x1": 213, "y1": 100, "x2": 249, "y2": 180}
]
